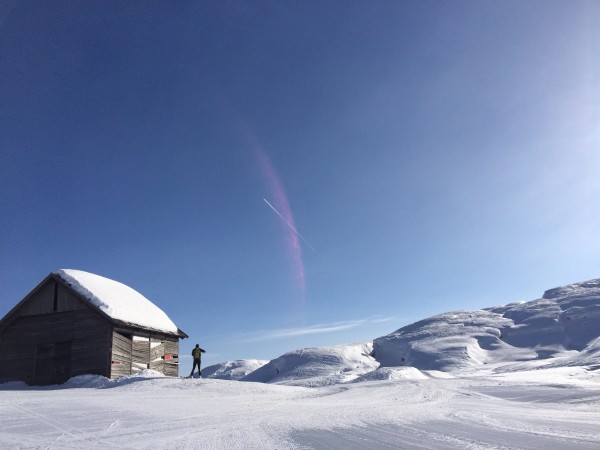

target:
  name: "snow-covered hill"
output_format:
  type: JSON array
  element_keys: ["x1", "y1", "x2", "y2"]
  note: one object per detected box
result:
[
  {"x1": 203, "y1": 359, "x2": 268, "y2": 380},
  {"x1": 223, "y1": 278, "x2": 600, "y2": 385},
  {"x1": 373, "y1": 278, "x2": 600, "y2": 373},
  {"x1": 241, "y1": 343, "x2": 378, "y2": 386}
]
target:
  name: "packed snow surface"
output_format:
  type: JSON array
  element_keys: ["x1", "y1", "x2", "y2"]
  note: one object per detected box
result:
[
  {"x1": 54, "y1": 269, "x2": 179, "y2": 335},
  {"x1": 1, "y1": 368, "x2": 599, "y2": 449}
]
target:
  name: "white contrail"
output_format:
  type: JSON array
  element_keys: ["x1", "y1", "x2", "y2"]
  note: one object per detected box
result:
[{"x1": 263, "y1": 198, "x2": 315, "y2": 251}]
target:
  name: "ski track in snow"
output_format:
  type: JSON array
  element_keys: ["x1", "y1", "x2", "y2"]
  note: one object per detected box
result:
[{"x1": 1, "y1": 371, "x2": 600, "y2": 449}]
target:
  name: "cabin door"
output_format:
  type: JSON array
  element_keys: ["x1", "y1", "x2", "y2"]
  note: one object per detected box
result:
[{"x1": 33, "y1": 341, "x2": 72, "y2": 385}]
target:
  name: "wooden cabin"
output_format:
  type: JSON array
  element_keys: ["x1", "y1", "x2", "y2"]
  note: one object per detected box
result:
[{"x1": 0, "y1": 270, "x2": 188, "y2": 385}]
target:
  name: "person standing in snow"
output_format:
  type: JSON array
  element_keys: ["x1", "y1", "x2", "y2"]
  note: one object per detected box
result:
[{"x1": 190, "y1": 344, "x2": 206, "y2": 378}]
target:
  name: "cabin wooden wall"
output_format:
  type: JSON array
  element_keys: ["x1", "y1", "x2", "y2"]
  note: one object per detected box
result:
[
  {"x1": 0, "y1": 277, "x2": 113, "y2": 385},
  {"x1": 1, "y1": 275, "x2": 183, "y2": 384},
  {"x1": 163, "y1": 338, "x2": 179, "y2": 377},
  {"x1": 0, "y1": 308, "x2": 111, "y2": 385},
  {"x1": 132, "y1": 335, "x2": 151, "y2": 372},
  {"x1": 149, "y1": 338, "x2": 164, "y2": 373},
  {"x1": 16, "y1": 278, "x2": 86, "y2": 316},
  {"x1": 110, "y1": 331, "x2": 133, "y2": 379},
  {"x1": 110, "y1": 332, "x2": 180, "y2": 378}
]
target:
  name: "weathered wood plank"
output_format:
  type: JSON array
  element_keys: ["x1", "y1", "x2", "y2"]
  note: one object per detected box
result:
[
  {"x1": 164, "y1": 339, "x2": 178, "y2": 353},
  {"x1": 17, "y1": 281, "x2": 55, "y2": 316},
  {"x1": 164, "y1": 362, "x2": 178, "y2": 377},
  {"x1": 110, "y1": 362, "x2": 131, "y2": 378},
  {"x1": 150, "y1": 344, "x2": 164, "y2": 361},
  {"x1": 149, "y1": 360, "x2": 164, "y2": 371},
  {"x1": 132, "y1": 345, "x2": 150, "y2": 369},
  {"x1": 112, "y1": 334, "x2": 132, "y2": 353},
  {"x1": 56, "y1": 283, "x2": 86, "y2": 312},
  {"x1": 111, "y1": 350, "x2": 131, "y2": 361},
  {"x1": 0, "y1": 312, "x2": 75, "y2": 344},
  {"x1": 113, "y1": 332, "x2": 131, "y2": 346},
  {"x1": 110, "y1": 330, "x2": 132, "y2": 378},
  {"x1": 112, "y1": 341, "x2": 131, "y2": 355},
  {"x1": 163, "y1": 338, "x2": 179, "y2": 375}
]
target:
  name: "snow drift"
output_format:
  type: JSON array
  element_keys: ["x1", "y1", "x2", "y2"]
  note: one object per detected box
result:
[
  {"x1": 222, "y1": 277, "x2": 600, "y2": 385},
  {"x1": 241, "y1": 343, "x2": 378, "y2": 386},
  {"x1": 203, "y1": 359, "x2": 269, "y2": 380}
]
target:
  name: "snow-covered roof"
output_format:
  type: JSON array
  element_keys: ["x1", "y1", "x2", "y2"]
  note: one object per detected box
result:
[{"x1": 54, "y1": 269, "x2": 180, "y2": 336}]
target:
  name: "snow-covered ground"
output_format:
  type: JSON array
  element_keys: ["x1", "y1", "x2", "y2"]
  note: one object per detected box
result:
[
  {"x1": 1, "y1": 367, "x2": 599, "y2": 449},
  {"x1": 2, "y1": 277, "x2": 600, "y2": 448}
]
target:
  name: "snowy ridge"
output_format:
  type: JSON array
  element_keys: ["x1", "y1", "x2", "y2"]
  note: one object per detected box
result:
[
  {"x1": 203, "y1": 360, "x2": 269, "y2": 380},
  {"x1": 242, "y1": 343, "x2": 378, "y2": 386},
  {"x1": 54, "y1": 269, "x2": 179, "y2": 335},
  {"x1": 224, "y1": 277, "x2": 600, "y2": 385},
  {"x1": 542, "y1": 278, "x2": 600, "y2": 301},
  {"x1": 373, "y1": 277, "x2": 600, "y2": 373}
]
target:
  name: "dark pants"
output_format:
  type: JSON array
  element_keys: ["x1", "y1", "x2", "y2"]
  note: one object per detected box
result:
[{"x1": 190, "y1": 358, "x2": 201, "y2": 377}]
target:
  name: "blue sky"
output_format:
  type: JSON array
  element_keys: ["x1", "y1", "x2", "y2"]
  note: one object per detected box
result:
[{"x1": 1, "y1": 1, "x2": 599, "y2": 369}]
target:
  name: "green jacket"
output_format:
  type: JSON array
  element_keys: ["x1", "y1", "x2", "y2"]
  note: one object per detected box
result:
[{"x1": 192, "y1": 347, "x2": 205, "y2": 359}]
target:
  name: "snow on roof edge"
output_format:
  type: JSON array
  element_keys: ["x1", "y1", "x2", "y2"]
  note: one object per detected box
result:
[{"x1": 54, "y1": 269, "x2": 180, "y2": 336}]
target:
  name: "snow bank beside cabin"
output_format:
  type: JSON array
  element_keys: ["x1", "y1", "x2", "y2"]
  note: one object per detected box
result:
[{"x1": 54, "y1": 269, "x2": 179, "y2": 335}]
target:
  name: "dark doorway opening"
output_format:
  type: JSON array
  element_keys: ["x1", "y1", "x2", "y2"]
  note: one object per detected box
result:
[{"x1": 33, "y1": 341, "x2": 72, "y2": 385}]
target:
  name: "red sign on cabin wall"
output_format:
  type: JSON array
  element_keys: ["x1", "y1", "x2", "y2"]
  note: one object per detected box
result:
[{"x1": 163, "y1": 354, "x2": 173, "y2": 360}]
